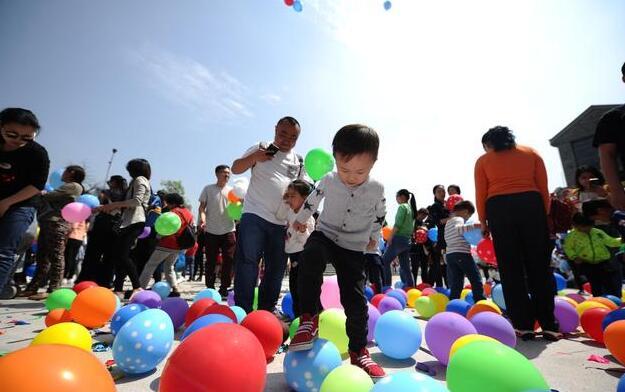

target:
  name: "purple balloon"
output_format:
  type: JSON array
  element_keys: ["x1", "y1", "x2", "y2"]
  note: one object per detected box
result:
[
  {"x1": 227, "y1": 291, "x2": 235, "y2": 306},
  {"x1": 161, "y1": 297, "x2": 189, "y2": 330},
  {"x1": 554, "y1": 299, "x2": 579, "y2": 333},
  {"x1": 130, "y1": 290, "x2": 162, "y2": 308},
  {"x1": 378, "y1": 296, "x2": 403, "y2": 314},
  {"x1": 566, "y1": 293, "x2": 586, "y2": 304},
  {"x1": 425, "y1": 312, "x2": 477, "y2": 365},
  {"x1": 470, "y1": 311, "x2": 517, "y2": 348},
  {"x1": 367, "y1": 303, "x2": 381, "y2": 342},
  {"x1": 138, "y1": 226, "x2": 151, "y2": 239}
]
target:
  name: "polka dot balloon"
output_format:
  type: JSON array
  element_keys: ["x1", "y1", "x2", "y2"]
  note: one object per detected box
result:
[
  {"x1": 110, "y1": 304, "x2": 148, "y2": 336},
  {"x1": 283, "y1": 338, "x2": 342, "y2": 392},
  {"x1": 112, "y1": 309, "x2": 174, "y2": 374}
]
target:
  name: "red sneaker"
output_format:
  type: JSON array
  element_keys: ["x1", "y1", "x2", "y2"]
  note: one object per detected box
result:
[
  {"x1": 289, "y1": 313, "x2": 318, "y2": 351},
  {"x1": 349, "y1": 348, "x2": 386, "y2": 380}
]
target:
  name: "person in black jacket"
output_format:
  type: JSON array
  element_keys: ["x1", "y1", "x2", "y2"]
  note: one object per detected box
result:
[{"x1": 427, "y1": 185, "x2": 449, "y2": 287}]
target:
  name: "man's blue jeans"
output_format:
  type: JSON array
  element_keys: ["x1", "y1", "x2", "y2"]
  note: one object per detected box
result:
[
  {"x1": 0, "y1": 206, "x2": 36, "y2": 292},
  {"x1": 382, "y1": 235, "x2": 414, "y2": 287},
  {"x1": 234, "y1": 213, "x2": 288, "y2": 313}
]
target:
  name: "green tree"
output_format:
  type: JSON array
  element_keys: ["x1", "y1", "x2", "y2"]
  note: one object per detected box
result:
[{"x1": 159, "y1": 179, "x2": 186, "y2": 197}]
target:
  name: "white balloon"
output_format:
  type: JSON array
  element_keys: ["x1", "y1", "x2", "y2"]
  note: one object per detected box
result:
[{"x1": 232, "y1": 178, "x2": 249, "y2": 199}]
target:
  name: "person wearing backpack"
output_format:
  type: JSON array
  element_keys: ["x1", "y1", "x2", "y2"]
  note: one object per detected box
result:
[{"x1": 139, "y1": 193, "x2": 194, "y2": 297}]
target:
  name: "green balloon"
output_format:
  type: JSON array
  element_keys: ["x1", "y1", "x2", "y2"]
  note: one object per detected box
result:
[
  {"x1": 447, "y1": 340, "x2": 549, "y2": 392},
  {"x1": 226, "y1": 201, "x2": 243, "y2": 221},
  {"x1": 253, "y1": 287, "x2": 258, "y2": 311},
  {"x1": 45, "y1": 288, "x2": 77, "y2": 311},
  {"x1": 154, "y1": 212, "x2": 182, "y2": 236},
  {"x1": 320, "y1": 364, "x2": 373, "y2": 392},
  {"x1": 319, "y1": 309, "x2": 349, "y2": 354},
  {"x1": 305, "y1": 148, "x2": 335, "y2": 181},
  {"x1": 289, "y1": 317, "x2": 300, "y2": 340},
  {"x1": 415, "y1": 296, "x2": 437, "y2": 319}
]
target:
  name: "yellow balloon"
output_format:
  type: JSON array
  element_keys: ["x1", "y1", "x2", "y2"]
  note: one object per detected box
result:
[
  {"x1": 449, "y1": 334, "x2": 498, "y2": 359},
  {"x1": 415, "y1": 296, "x2": 437, "y2": 319},
  {"x1": 576, "y1": 300, "x2": 609, "y2": 316},
  {"x1": 460, "y1": 288, "x2": 471, "y2": 300},
  {"x1": 31, "y1": 322, "x2": 92, "y2": 352},
  {"x1": 406, "y1": 289, "x2": 422, "y2": 308},
  {"x1": 621, "y1": 289, "x2": 625, "y2": 303},
  {"x1": 429, "y1": 293, "x2": 450, "y2": 314}
]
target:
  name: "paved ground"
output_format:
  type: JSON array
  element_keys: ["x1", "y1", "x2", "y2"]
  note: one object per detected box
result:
[{"x1": 0, "y1": 278, "x2": 622, "y2": 392}]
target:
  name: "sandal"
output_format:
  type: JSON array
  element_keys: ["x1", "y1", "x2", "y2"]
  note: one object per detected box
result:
[
  {"x1": 515, "y1": 329, "x2": 536, "y2": 341},
  {"x1": 542, "y1": 330, "x2": 563, "y2": 341},
  {"x1": 28, "y1": 292, "x2": 49, "y2": 301}
]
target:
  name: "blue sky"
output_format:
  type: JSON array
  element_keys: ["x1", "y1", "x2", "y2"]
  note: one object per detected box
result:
[{"x1": 2, "y1": 0, "x2": 624, "y2": 220}]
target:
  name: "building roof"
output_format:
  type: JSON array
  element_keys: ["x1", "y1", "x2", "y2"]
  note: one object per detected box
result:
[{"x1": 550, "y1": 104, "x2": 620, "y2": 146}]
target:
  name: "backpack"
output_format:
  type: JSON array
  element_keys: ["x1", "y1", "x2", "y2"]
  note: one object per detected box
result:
[
  {"x1": 549, "y1": 197, "x2": 575, "y2": 234},
  {"x1": 175, "y1": 211, "x2": 197, "y2": 249}
]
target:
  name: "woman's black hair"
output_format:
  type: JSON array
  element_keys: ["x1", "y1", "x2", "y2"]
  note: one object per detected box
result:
[
  {"x1": 448, "y1": 184, "x2": 461, "y2": 194},
  {"x1": 126, "y1": 158, "x2": 151, "y2": 180},
  {"x1": 288, "y1": 179, "x2": 313, "y2": 198},
  {"x1": 397, "y1": 189, "x2": 418, "y2": 226},
  {"x1": 164, "y1": 193, "x2": 185, "y2": 207},
  {"x1": 0, "y1": 108, "x2": 41, "y2": 130},
  {"x1": 432, "y1": 184, "x2": 445, "y2": 195},
  {"x1": 65, "y1": 165, "x2": 86, "y2": 184},
  {"x1": 332, "y1": 124, "x2": 379, "y2": 161},
  {"x1": 574, "y1": 165, "x2": 605, "y2": 189},
  {"x1": 481, "y1": 126, "x2": 516, "y2": 151}
]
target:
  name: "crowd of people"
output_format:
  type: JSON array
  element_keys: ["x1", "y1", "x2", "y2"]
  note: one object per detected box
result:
[{"x1": 0, "y1": 62, "x2": 623, "y2": 380}]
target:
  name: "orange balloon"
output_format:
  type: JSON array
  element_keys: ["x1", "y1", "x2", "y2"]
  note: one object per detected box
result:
[
  {"x1": 382, "y1": 226, "x2": 393, "y2": 242},
  {"x1": 466, "y1": 301, "x2": 502, "y2": 320},
  {"x1": 0, "y1": 344, "x2": 115, "y2": 392},
  {"x1": 45, "y1": 308, "x2": 73, "y2": 327},
  {"x1": 70, "y1": 287, "x2": 117, "y2": 328},
  {"x1": 588, "y1": 297, "x2": 618, "y2": 311},
  {"x1": 605, "y1": 320, "x2": 625, "y2": 366},
  {"x1": 227, "y1": 189, "x2": 240, "y2": 203}
]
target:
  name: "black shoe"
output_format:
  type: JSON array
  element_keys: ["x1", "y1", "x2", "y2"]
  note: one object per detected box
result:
[{"x1": 168, "y1": 290, "x2": 181, "y2": 298}]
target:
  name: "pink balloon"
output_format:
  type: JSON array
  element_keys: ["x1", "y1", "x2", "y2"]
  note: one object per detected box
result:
[
  {"x1": 422, "y1": 288, "x2": 437, "y2": 296},
  {"x1": 320, "y1": 275, "x2": 343, "y2": 310},
  {"x1": 61, "y1": 202, "x2": 91, "y2": 223}
]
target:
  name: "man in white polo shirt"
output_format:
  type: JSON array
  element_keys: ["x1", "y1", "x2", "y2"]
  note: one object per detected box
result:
[
  {"x1": 232, "y1": 116, "x2": 305, "y2": 313},
  {"x1": 198, "y1": 164, "x2": 236, "y2": 298}
]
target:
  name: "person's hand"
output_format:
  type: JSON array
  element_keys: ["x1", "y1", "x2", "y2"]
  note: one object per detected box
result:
[
  {"x1": 200, "y1": 220, "x2": 206, "y2": 231},
  {"x1": 592, "y1": 185, "x2": 609, "y2": 198},
  {"x1": 481, "y1": 222, "x2": 490, "y2": 238},
  {"x1": 0, "y1": 199, "x2": 11, "y2": 218},
  {"x1": 610, "y1": 188, "x2": 625, "y2": 211},
  {"x1": 252, "y1": 148, "x2": 273, "y2": 164},
  {"x1": 95, "y1": 204, "x2": 114, "y2": 214},
  {"x1": 367, "y1": 238, "x2": 377, "y2": 251},
  {"x1": 293, "y1": 221, "x2": 307, "y2": 233}
]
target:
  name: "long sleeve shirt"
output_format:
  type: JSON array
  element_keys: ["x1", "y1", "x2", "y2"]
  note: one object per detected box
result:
[
  {"x1": 474, "y1": 145, "x2": 549, "y2": 223},
  {"x1": 563, "y1": 228, "x2": 622, "y2": 264},
  {"x1": 444, "y1": 216, "x2": 478, "y2": 254},
  {"x1": 294, "y1": 172, "x2": 386, "y2": 252},
  {"x1": 120, "y1": 176, "x2": 151, "y2": 229}
]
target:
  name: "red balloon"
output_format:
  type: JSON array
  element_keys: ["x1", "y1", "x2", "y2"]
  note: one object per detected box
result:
[
  {"x1": 371, "y1": 294, "x2": 386, "y2": 308},
  {"x1": 581, "y1": 307, "x2": 610, "y2": 343},
  {"x1": 200, "y1": 304, "x2": 238, "y2": 323},
  {"x1": 241, "y1": 310, "x2": 284, "y2": 360},
  {"x1": 445, "y1": 195, "x2": 463, "y2": 211},
  {"x1": 476, "y1": 238, "x2": 497, "y2": 265},
  {"x1": 284, "y1": 0, "x2": 294, "y2": 5},
  {"x1": 185, "y1": 298, "x2": 216, "y2": 327},
  {"x1": 416, "y1": 283, "x2": 432, "y2": 291},
  {"x1": 582, "y1": 282, "x2": 592, "y2": 294},
  {"x1": 414, "y1": 229, "x2": 428, "y2": 244},
  {"x1": 73, "y1": 281, "x2": 98, "y2": 294},
  {"x1": 160, "y1": 323, "x2": 266, "y2": 392}
]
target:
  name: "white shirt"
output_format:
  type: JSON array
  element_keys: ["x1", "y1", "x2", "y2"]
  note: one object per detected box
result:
[
  {"x1": 286, "y1": 209, "x2": 315, "y2": 254},
  {"x1": 199, "y1": 184, "x2": 236, "y2": 235},
  {"x1": 241, "y1": 142, "x2": 304, "y2": 225},
  {"x1": 444, "y1": 216, "x2": 472, "y2": 254}
]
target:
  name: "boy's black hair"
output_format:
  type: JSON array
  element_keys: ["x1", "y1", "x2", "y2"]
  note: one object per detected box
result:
[
  {"x1": 277, "y1": 116, "x2": 300, "y2": 128},
  {"x1": 453, "y1": 200, "x2": 476, "y2": 215},
  {"x1": 0, "y1": 108, "x2": 41, "y2": 130},
  {"x1": 288, "y1": 179, "x2": 313, "y2": 197},
  {"x1": 481, "y1": 126, "x2": 516, "y2": 151},
  {"x1": 332, "y1": 124, "x2": 379, "y2": 161},
  {"x1": 215, "y1": 164, "x2": 230, "y2": 174},
  {"x1": 432, "y1": 184, "x2": 445, "y2": 194},
  {"x1": 574, "y1": 165, "x2": 605, "y2": 189},
  {"x1": 572, "y1": 212, "x2": 594, "y2": 227},
  {"x1": 65, "y1": 165, "x2": 86, "y2": 184},
  {"x1": 448, "y1": 184, "x2": 461, "y2": 194},
  {"x1": 581, "y1": 198, "x2": 613, "y2": 218},
  {"x1": 417, "y1": 208, "x2": 429, "y2": 216},
  {"x1": 126, "y1": 158, "x2": 152, "y2": 180},
  {"x1": 164, "y1": 193, "x2": 185, "y2": 207}
]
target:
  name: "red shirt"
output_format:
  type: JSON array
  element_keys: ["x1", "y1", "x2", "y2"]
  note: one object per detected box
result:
[{"x1": 158, "y1": 207, "x2": 194, "y2": 250}]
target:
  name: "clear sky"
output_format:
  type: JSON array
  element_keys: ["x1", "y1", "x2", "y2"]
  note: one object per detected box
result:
[{"x1": 2, "y1": 0, "x2": 624, "y2": 221}]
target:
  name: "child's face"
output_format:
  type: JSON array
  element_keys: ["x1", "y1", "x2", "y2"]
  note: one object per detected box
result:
[
  {"x1": 434, "y1": 188, "x2": 446, "y2": 201},
  {"x1": 448, "y1": 187, "x2": 459, "y2": 196},
  {"x1": 335, "y1": 153, "x2": 375, "y2": 188},
  {"x1": 285, "y1": 188, "x2": 306, "y2": 211},
  {"x1": 61, "y1": 169, "x2": 72, "y2": 183}
]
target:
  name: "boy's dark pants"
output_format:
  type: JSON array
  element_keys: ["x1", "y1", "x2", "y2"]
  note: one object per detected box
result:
[
  {"x1": 365, "y1": 253, "x2": 384, "y2": 294},
  {"x1": 288, "y1": 252, "x2": 302, "y2": 318},
  {"x1": 298, "y1": 231, "x2": 368, "y2": 352},
  {"x1": 582, "y1": 260, "x2": 622, "y2": 297}
]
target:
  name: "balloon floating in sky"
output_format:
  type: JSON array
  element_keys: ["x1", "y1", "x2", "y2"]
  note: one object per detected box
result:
[
  {"x1": 384, "y1": 1, "x2": 392, "y2": 11},
  {"x1": 293, "y1": 1, "x2": 303, "y2": 12},
  {"x1": 284, "y1": 0, "x2": 294, "y2": 6}
]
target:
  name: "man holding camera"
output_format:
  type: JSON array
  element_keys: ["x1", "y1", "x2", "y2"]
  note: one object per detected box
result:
[{"x1": 232, "y1": 116, "x2": 306, "y2": 313}]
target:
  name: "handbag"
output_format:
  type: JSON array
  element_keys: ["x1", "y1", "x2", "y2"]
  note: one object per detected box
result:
[{"x1": 176, "y1": 214, "x2": 197, "y2": 249}]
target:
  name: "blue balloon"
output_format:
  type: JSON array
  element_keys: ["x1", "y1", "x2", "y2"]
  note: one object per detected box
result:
[
  {"x1": 464, "y1": 291, "x2": 475, "y2": 305},
  {"x1": 602, "y1": 308, "x2": 625, "y2": 331},
  {"x1": 24, "y1": 263, "x2": 36, "y2": 278},
  {"x1": 364, "y1": 286, "x2": 374, "y2": 301},
  {"x1": 427, "y1": 227, "x2": 438, "y2": 243},
  {"x1": 605, "y1": 295, "x2": 622, "y2": 307},
  {"x1": 77, "y1": 194, "x2": 100, "y2": 208},
  {"x1": 194, "y1": 288, "x2": 222, "y2": 303},
  {"x1": 111, "y1": 303, "x2": 149, "y2": 336},
  {"x1": 44, "y1": 184, "x2": 54, "y2": 192},
  {"x1": 434, "y1": 287, "x2": 450, "y2": 297},
  {"x1": 491, "y1": 284, "x2": 506, "y2": 310},
  {"x1": 49, "y1": 169, "x2": 64, "y2": 190},
  {"x1": 618, "y1": 373, "x2": 625, "y2": 392},
  {"x1": 374, "y1": 310, "x2": 422, "y2": 359},
  {"x1": 553, "y1": 273, "x2": 566, "y2": 292},
  {"x1": 175, "y1": 252, "x2": 186, "y2": 272},
  {"x1": 383, "y1": 1, "x2": 392, "y2": 11},
  {"x1": 230, "y1": 305, "x2": 247, "y2": 323},
  {"x1": 112, "y1": 309, "x2": 174, "y2": 374},
  {"x1": 386, "y1": 289, "x2": 407, "y2": 308},
  {"x1": 372, "y1": 371, "x2": 449, "y2": 392},
  {"x1": 281, "y1": 292, "x2": 295, "y2": 320},
  {"x1": 181, "y1": 314, "x2": 233, "y2": 340},
  {"x1": 463, "y1": 228, "x2": 483, "y2": 246},
  {"x1": 293, "y1": 0, "x2": 303, "y2": 12},
  {"x1": 382, "y1": 285, "x2": 392, "y2": 294},
  {"x1": 152, "y1": 281, "x2": 172, "y2": 300},
  {"x1": 446, "y1": 299, "x2": 471, "y2": 317},
  {"x1": 394, "y1": 281, "x2": 405, "y2": 289},
  {"x1": 284, "y1": 338, "x2": 342, "y2": 392}
]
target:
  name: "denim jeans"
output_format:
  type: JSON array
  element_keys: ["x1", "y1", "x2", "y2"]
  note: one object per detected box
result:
[
  {"x1": 445, "y1": 252, "x2": 485, "y2": 301},
  {"x1": 233, "y1": 213, "x2": 287, "y2": 313},
  {"x1": 382, "y1": 235, "x2": 414, "y2": 287},
  {"x1": 0, "y1": 206, "x2": 36, "y2": 292}
]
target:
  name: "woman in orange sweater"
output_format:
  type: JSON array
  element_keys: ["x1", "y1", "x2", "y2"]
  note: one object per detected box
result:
[{"x1": 474, "y1": 126, "x2": 561, "y2": 341}]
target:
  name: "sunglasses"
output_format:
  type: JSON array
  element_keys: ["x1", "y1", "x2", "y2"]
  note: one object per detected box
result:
[{"x1": 2, "y1": 129, "x2": 36, "y2": 143}]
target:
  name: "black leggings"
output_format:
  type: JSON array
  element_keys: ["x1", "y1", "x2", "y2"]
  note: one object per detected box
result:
[
  {"x1": 113, "y1": 223, "x2": 145, "y2": 291},
  {"x1": 64, "y1": 238, "x2": 83, "y2": 279}
]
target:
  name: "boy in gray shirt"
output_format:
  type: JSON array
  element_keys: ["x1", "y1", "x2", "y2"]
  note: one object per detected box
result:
[{"x1": 290, "y1": 124, "x2": 386, "y2": 380}]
